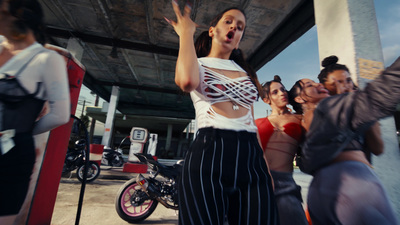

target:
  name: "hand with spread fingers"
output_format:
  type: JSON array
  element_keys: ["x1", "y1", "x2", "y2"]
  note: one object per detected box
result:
[
  {"x1": 165, "y1": 0, "x2": 199, "y2": 93},
  {"x1": 165, "y1": 0, "x2": 197, "y2": 38},
  {"x1": 166, "y1": 3, "x2": 280, "y2": 224}
]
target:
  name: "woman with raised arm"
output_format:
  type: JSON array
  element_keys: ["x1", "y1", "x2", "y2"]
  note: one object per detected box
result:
[
  {"x1": 256, "y1": 75, "x2": 308, "y2": 225},
  {"x1": 0, "y1": 0, "x2": 70, "y2": 224},
  {"x1": 317, "y1": 55, "x2": 384, "y2": 163},
  {"x1": 288, "y1": 56, "x2": 400, "y2": 225},
  {"x1": 166, "y1": 1, "x2": 278, "y2": 224}
]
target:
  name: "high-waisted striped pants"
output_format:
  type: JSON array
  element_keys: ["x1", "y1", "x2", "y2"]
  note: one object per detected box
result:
[{"x1": 179, "y1": 127, "x2": 279, "y2": 225}]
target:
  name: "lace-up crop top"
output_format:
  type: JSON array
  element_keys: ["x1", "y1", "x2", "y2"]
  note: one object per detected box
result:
[{"x1": 190, "y1": 57, "x2": 258, "y2": 132}]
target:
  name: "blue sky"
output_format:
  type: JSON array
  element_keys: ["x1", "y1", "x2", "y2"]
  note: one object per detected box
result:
[
  {"x1": 253, "y1": 0, "x2": 400, "y2": 119},
  {"x1": 77, "y1": 1, "x2": 400, "y2": 128}
]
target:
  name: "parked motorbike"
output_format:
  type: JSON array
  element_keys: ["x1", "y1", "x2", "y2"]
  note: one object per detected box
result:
[
  {"x1": 62, "y1": 139, "x2": 101, "y2": 183},
  {"x1": 101, "y1": 136, "x2": 128, "y2": 167},
  {"x1": 115, "y1": 153, "x2": 183, "y2": 223},
  {"x1": 101, "y1": 146, "x2": 124, "y2": 167}
]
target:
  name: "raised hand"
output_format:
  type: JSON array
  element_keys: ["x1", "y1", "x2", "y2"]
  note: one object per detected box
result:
[
  {"x1": 165, "y1": 0, "x2": 197, "y2": 38},
  {"x1": 332, "y1": 78, "x2": 347, "y2": 94}
]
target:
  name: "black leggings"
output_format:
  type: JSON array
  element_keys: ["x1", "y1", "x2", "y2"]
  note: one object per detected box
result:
[
  {"x1": 0, "y1": 133, "x2": 35, "y2": 216},
  {"x1": 179, "y1": 128, "x2": 279, "y2": 225}
]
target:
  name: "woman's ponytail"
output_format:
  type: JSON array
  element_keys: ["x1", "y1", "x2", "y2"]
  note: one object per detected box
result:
[{"x1": 195, "y1": 31, "x2": 211, "y2": 58}]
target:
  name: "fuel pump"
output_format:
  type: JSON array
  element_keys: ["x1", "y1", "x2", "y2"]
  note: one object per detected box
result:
[
  {"x1": 123, "y1": 127, "x2": 149, "y2": 173},
  {"x1": 128, "y1": 127, "x2": 148, "y2": 162}
]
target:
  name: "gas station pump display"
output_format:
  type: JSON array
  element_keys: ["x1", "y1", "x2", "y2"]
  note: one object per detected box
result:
[
  {"x1": 131, "y1": 129, "x2": 146, "y2": 141},
  {"x1": 128, "y1": 127, "x2": 148, "y2": 162}
]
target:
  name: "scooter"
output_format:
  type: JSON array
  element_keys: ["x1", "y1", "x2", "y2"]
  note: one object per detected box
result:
[{"x1": 115, "y1": 153, "x2": 183, "y2": 223}]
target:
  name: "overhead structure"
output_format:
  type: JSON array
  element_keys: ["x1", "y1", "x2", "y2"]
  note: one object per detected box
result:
[{"x1": 39, "y1": 0, "x2": 315, "y2": 135}]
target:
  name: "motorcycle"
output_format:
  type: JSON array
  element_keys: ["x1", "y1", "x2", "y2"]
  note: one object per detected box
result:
[
  {"x1": 101, "y1": 147, "x2": 125, "y2": 167},
  {"x1": 115, "y1": 153, "x2": 183, "y2": 223},
  {"x1": 62, "y1": 139, "x2": 101, "y2": 183},
  {"x1": 101, "y1": 136, "x2": 127, "y2": 167}
]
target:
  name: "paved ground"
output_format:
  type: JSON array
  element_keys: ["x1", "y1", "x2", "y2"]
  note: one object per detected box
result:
[{"x1": 51, "y1": 167, "x2": 312, "y2": 225}]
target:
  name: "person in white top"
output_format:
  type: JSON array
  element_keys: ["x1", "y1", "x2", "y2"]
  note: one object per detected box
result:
[
  {"x1": 166, "y1": 1, "x2": 278, "y2": 224},
  {"x1": 0, "y1": 0, "x2": 70, "y2": 224}
]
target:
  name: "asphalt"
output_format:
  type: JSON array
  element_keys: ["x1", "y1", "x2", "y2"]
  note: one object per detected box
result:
[
  {"x1": 52, "y1": 166, "x2": 312, "y2": 225},
  {"x1": 53, "y1": 165, "x2": 179, "y2": 225}
]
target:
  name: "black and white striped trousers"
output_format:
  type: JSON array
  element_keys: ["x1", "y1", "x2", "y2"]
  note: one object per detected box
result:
[{"x1": 179, "y1": 127, "x2": 279, "y2": 225}]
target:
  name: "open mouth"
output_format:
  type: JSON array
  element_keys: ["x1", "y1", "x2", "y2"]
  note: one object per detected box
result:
[
  {"x1": 226, "y1": 31, "x2": 235, "y2": 41},
  {"x1": 318, "y1": 88, "x2": 329, "y2": 94}
]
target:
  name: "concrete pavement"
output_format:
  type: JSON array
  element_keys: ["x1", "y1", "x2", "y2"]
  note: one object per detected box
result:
[
  {"x1": 51, "y1": 167, "x2": 312, "y2": 225},
  {"x1": 52, "y1": 167, "x2": 179, "y2": 225}
]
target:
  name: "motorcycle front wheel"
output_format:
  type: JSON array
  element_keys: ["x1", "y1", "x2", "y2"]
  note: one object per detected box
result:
[
  {"x1": 111, "y1": 156, "x2": 124, "y2": 167},
  {"x1": 115, "y1": 178, "x2": 158, "y2": 223},
  {"x1": 77, "y1": 161, "x2": 100, "y2": 183}
]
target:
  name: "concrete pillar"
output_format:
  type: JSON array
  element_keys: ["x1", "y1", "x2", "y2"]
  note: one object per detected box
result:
[
  {"x1": 89, "y1": 94, "x2": 99, "y2": 143},
  {"x1": 101, "y1": 86, "x2": 119, "y2": 147},
  {"x1": 314, "y1": 0, "x2": 400, "y2": 219},
  {"x1": 165, "y1": 124, "x2": 173, "y2": 151},
  {"x1": 67, "y1": 38, "x2": 84, "y2": 61}
]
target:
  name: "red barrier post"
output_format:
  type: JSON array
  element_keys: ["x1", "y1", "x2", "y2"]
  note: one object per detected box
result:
[
  {"x1": 26, "y1": 45, "x2": 85, "y2": 225},
  {"x1": 90, "y1": 144, "x2": 104, "y2": 167}
]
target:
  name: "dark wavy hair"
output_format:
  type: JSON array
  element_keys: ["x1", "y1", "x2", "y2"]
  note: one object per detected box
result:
[
  {"x1": 288, "y1": 80, "x2": 305, "y2": 114},
  {"x1": 317, "y1": 55, "x2": 350, "y2": 84},
  {"x1": 261, "y1": 75, "x2": 286, "y2": 100},
  {"x1": 8, "y1": 0, "x2": 46, "y2": 44},
  {"x1": 194, "y1": 7, "x2": 263, "y2": 97}
]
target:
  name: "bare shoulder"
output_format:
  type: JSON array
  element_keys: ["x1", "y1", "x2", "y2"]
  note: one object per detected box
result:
[{"x1": 291, "y1": 113, "x2": 303, "y2": 121}]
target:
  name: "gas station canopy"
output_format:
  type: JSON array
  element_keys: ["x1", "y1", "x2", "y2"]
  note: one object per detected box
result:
[{"x1": 39, "y1": 0, "x2": 315, "y2": 134}]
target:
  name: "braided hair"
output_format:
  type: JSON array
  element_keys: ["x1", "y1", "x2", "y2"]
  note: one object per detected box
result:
[{"x1": 194, "y1": 7, "x2": 263, "y2": 98}]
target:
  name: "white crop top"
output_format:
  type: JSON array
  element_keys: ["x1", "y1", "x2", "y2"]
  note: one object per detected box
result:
[{"x1": 191, "y1": 57, "x2": 258, "y2": 132}]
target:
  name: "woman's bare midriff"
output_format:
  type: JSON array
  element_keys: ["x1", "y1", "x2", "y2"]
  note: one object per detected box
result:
[
  {"x1": 264, "y1": 132, "x2": 297, "y2": 173},
  {"x1": 332, "y1": 150, "x2": 372, "y2": 168},
  {"x1": 267, "y1": 157, "x2": 294, "y2": 172},
  {"x1": 211, "y1": 102, "x2": 249, "y2": 118}
]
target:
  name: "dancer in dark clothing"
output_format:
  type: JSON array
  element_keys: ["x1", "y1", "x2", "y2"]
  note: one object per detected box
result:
[
  {"x1": 317, "y1": 55, "x2": 384, "y2": 163},
  {"x1": 288, "y1": 56, "x2": 400, "y2": 225}
]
